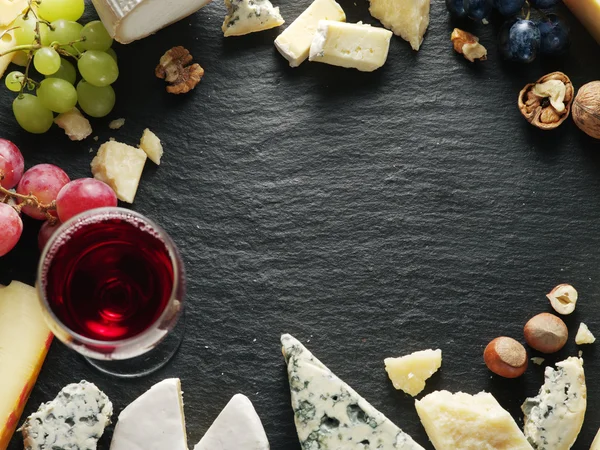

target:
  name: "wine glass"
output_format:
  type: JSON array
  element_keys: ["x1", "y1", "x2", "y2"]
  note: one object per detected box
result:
[{"x1": 37, "y1": 207, "x2": 186, "y2": 378}]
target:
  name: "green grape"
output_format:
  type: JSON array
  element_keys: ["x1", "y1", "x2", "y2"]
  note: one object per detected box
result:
[
  {"x1": 37, "y1": 0, "x2": 85, "y2": 22},
  {"x1": 13, "y1": 14, "x2": 36, "y2": 46},
  {"x1": 78, "y1": 50, "x2": 118, "y2": 87},
  {"x1": 76, "y1": 81, "x2": 115, "y2": 117},
  {"x1": 39, "y1": 22, "x2": 52, "y2": 46},
  {"x1": 37, "y1": 78, "x2": 78, "y2": 113},
  {"x1": 47, "y1": 58, "x2": 76, "y2": 85},
  {"x1": 33, "y1": 47, "x2": 61, "y2": 75},
  {"x1": 12, "y1": 94, "x2": 54, "y2": 134},
  {"x1": 11, "y1": 51, "x2": 29, "y2": 67},
  {"x1": 80, "y1": 21, "x2": 113, "y2": 52},
  {"x1": 48, "y1": 19, "x2": 83, "y2": 56},
  {"x1": 5, "y1": 72, "x2": 24, "y2": 93},
  {"x1": 106, "y1": 48, "x2": 117, "y2": 62}
]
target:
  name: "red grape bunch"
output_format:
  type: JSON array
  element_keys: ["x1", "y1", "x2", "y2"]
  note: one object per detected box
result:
[{"x1": 0, "y1": 138, "x2": 117, "y2": 256}]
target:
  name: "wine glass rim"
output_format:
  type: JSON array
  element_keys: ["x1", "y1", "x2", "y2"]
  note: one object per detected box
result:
[{"x1": 37, "y1": 206, "x2": 184, "y2": 349}]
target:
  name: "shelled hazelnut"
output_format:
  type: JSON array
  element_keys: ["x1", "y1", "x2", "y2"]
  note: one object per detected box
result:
[
  {"x1": 524, "y1": 313, "x2": 568, "y2": 354},
  {"x1": 546, "y1": 284, "x2": 578, "y2": 315},
  {"x1": 484, "y1": 337, "x2": 528, "y2": 378}
]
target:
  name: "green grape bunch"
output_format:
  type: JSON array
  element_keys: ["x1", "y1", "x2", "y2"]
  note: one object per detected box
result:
[{"x1": 1, "y1": 0, "x2": 119, "y2": 134}]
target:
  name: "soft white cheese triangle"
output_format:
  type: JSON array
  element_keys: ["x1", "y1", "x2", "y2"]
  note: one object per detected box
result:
[
  {"x1": 369, "y1": 0, "x2": 430, "y2": 51},
  {"x1": 110, "y1": 378, "x2": 187, "y2": 450},
  {"x1": 281, "y1": 334, "x2": 425, "y2": 450},
  {"x1": 222, "y1": 0, "x2": 284, "y2": 37},
  {"x1": 194, "y1": 394, "x2": 269, "y2": 450},
  {"x1": 415, "y1": 390, "x2": 533, "y2": 450},
  {"x1": 522, "y1": 357, "x2": 586, "y2": 450}
]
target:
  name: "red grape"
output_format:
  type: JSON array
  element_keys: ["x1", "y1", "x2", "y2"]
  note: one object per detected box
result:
[
  {"x1": 38, "y1": 220, "x2": 62, "y2": 251},
  {"x1": 0, "y1": 202, "x2": 23, "y2": 256},
  {"x1": 56, "y1": 178, "x2": 118, "y2": 222},
  {"x1": 0, "y1": 139, "x2": 25, "y2": 189},
  {"x1": 17, "y1": 164, "x2": 70, "y2": 220}
]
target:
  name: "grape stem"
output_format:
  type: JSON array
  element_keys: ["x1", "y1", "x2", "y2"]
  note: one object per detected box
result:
[{"x1": 0, "y1": 175, "x2": 58, "y2": 223}]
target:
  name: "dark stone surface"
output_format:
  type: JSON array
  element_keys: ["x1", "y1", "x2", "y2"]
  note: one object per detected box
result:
[{"x1": 2, "y1": 0, "x2": 600, "y2": 448}]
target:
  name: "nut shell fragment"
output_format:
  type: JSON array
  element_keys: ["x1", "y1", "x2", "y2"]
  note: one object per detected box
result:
[
  {"x1": 451, "y1": 28, "x2": 487, "y2": 62},
  {"x1": 573, "y1": 81, "x2": 600, "y2": 139},
  {"x1": 155, "y1": 46, "x2": 204, "y2": 95},
  {"x1": 518, "y1": 71, "x2": 573, "y2": 130}
]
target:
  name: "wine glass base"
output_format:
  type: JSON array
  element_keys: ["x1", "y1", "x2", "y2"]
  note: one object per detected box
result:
[{"x1": 84, "y1": 311, "x2": 186, "y2": 379}]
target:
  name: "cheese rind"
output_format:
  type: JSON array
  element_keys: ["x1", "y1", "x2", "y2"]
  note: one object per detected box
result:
[
  {"x1": 384, "y1": 349, "x2": 442, "y2": 396},
  {"x1": 222, "y1": 0, "x2": 284, "y2": 37},
  {"x1": 563, "y1": 0, "x2": 600, "y2": 44},
  {"x1": 575, "y1": 322, "x2": 596, "y2": 345},
  {"x1": 110, "y1": 379, "x2": 187, "y2": 450},
  {"x1": 369, "y1": 0, "x2": 430, "y2": 51},
  {"x1": 415, "y1": 390, "x2": 533, "y2": 450},
  {"x1": 281, "y1": 334, "x2": 425, "y2": 450},
  {"x1": 274, "y1": 0, "x2": 345, "y2": 67},
  {"x1": 309, "y1": 21, "x2": 392, "y2": 72},
  {"x1": 522, "y1": 357, "x2": 586, "y2": 450},
  {"x1": 194, "y1": 394, "x2": 269, "y2": 450}
]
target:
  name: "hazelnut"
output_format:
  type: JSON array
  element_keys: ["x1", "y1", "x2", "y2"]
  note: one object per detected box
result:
[
  {"x1": 546, "y1": 283, "x2": 578, "y2": 315},
  {"x1": 524, "y1": 313, "x2": 568, "y2": 354},
  {"x1": 484, "y1": 337, "x2": 528, "y2": 378},
  {"x1": 518, "y1": 72, "x2": 574, "y2": 130},
  {"x1": 573, "y1": 81, "x2": 600, "y2": 139},
  {"x1": 450, "y1": 29, "x2": 487, "y2": 62}
]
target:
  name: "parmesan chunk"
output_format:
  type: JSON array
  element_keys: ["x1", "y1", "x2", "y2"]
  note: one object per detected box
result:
[
  {"x1": 384, "y1": 349, "x2": 441, "y2": 396},
  {"x1": 369, "y1": 0, "x2": 430, "y2": 51},
  {"x1": 575, "y1": 322, "x2": 596, "y2": 345},
  {"x1": 54, "y1": 108, "x2": 92, "y2": 141},
  {"x1": 139, "y1": 128, "x2": 163, "y2": 165}
]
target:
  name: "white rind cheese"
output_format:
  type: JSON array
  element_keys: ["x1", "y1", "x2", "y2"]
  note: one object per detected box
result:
[
  {"x1": 575, "y1": 322, "x2": 596, "y2": 345},
  {"x1": 415, "y1": 390, "x2": 533, "y2": 450},
  {"x1": 222, "y1": 0, "x2": 284, "y2": 37},
  {"x1": 384, "y1": 349, "x2": 442, "y2": 397},
  {"x1": 21, "y1": 381, "x2": 113, "y2": 450},
  {"x1": 91, "y1": 0, "x2": 213, "y2": 44},
  {"x1": 110, "y1": 378, "x2": 187, "y2": 450},
  {"x1": 309, "y1": 21, "x2": 392, "y2": 72},
  {"x1": 194, "y1": 394, "x2": 269, "y2": 449},
  {"x1": 281, "y1": 334, "x2": 425, "y2": 450},
  {"x1": 522, "y1": 357, "x2": 586, "y2": 450},
  {"x1": 369, "y1": 0, "x2": 430, "y2": 51},
  {"x1": 274, "y1": 0, "x2": 345, "y2": 67}
]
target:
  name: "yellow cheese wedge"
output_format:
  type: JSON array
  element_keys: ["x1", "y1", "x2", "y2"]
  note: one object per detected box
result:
[
  {"x1": 384, "y1": 349, "x2": 442, "y2": 396},
  {"x1": 563, "y1": 0, "x2": 600, "y2": 44},
  {"x1": 592, "y1": 428, "x2": 600, "y2": 450},
  {"x1": 369, "y1": 0, "x2": 430, "y2": 51},
  {"x1": 0, "y1": 281, "x2": 53, "y2": 450},
  {"x1": 0, "y1": 0, "x2": 28, "y2": 27},
  {"x1": 0, "y1": 27, "x2": 17, "y2": 78}
]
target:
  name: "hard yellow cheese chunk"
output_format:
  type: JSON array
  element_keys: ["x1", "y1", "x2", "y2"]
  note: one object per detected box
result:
[
  {"x1": 384, "y1": 349, "x2": 441, "y2": 396},
  {"x1": 0, "y1": 0, "x2": 27, "y2": 27},
  {"x1": 563, "y1": 0, "x2": 600, "y2": 44},
  {"x1": 309, "y1": 21, "x2": 392, "y2": 72},
  {"x1": 415, "y1": 390, "x2": 533, "y2": 450},
  {"x1": 592, "y1": 428, "x2": 600, "y2": 450},
  {"x1": 91, "y1": 141, "x2": 147, "y2": 203},
  {"x1": 576, "y1": 322, "x2": 596, "y2": 345},
  {"x1": 139, "y1": 128, "x2": 163, "y2": 165},
  {"x1": 0, "y1": 27, "x2": 17, "y2": 78},
  {"x1": 274, "y1": 0, "x2": 345, "y2": 67},
  {"x1": 369, "y1": 0, "x2": 430, "y2": 51}
]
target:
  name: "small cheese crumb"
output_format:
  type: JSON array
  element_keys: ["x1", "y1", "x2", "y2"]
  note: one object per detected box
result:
[
  {"x1": 531, "y1": 357, "x2": 545, "y2": 366},
  {"x1": 139, "y1": 128, "x2": 163, "y2": 165},
  {"x1": 575, "y1": 322, "x2": 596, "y2": 345},
  {"x1": 93, "y1": 136, "x2": 99, "y2": 141},
  {"x1": 54, "y1": 108, "x2": 92, "y2": 141},
  {"x1": 109, "y1": 118, "x2": 126, "y2": 130},
  {"x1": 384, "y1": 349, "x2": 442, "y2": 396}
]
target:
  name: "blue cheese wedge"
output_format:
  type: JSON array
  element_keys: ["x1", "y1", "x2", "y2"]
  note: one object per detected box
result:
[
  {"x1": 21, "y1": 381, "x2": 113, "y2": 450},
  {"x1": 309, "y1": 21, "x2": 392, "y2": 72},
  {"x1": 222, "y1": 0, "x2": 285, "y2": 37},
  {"x1": 415, "y1": 390, "x2": 533, "y2": 450},
  {"x1": 194, "y1": 394, "x2": 269, "y2": 449},
  {"x1": 110, "y1": 379, "x2": 187, "y2": 450},
  {"x1": 281, "y1": 334, "x2": 425, "y2": 450},
  {"x1": 274, "y1": 0, "x2": 346, "y2": 67},
  {"x1": 522, "y1": 357, "x2": 586, "y2": 450}
]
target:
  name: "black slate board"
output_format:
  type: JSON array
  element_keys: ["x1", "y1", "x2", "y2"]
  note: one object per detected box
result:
[{"x1": 3, "y1": 0, "x2": 600, "y2": 448}]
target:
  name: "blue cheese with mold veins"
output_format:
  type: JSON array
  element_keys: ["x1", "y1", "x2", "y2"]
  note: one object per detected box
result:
[
  {"x1": 21, "y1": 380, "x2": 113, "y2": 450},
  {"x1": 222, "y1": 0, "x2": 284, "y2": 37},
  {"x1": 309, "y1": 21, "x2": 392, "y2": 72},
  {"x1": 281, "y1": 334, "x2": 425, "y2": 450},
  {"x1": 522, "y1": 357, "x2": 586, "y2": 450}
]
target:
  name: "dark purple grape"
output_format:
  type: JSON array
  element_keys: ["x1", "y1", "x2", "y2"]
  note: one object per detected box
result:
[
  {"x1": 538, "y1": 14, "x2": 570, "y2": 55},
  {"x1": 464, "y1": 0, "x2": 493, "y2": 21},
  {"x1": 493, "y1": 0, "x2": 525, "y2": 16},
  {"x1": 446, "y1": 0, "x2": 467, "y2": 18},
  {"x1": 530, "y1": 0, "x2": 560, "y2": 8},
  {"x1": 499, "y1": 18, "x2": 541, "y2": 63}
]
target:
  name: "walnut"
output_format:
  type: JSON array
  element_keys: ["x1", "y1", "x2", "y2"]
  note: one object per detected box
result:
[
  {"x1": 450, "y1": 29, "x2": 487, "y2": 62},
  {"x1": 573, "y1": 81, "x2": 600, "y2": 139},
  {"x1": 518, "y1": 72, "x2": 574, "y2": 130},
  {"x1": 155, "y1": 46, "x2": 204, "y2": 95}
]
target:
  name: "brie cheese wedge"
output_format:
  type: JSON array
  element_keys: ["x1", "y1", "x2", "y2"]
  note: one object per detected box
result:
[
  {"x1": 91, "y1": 0, "x2": 213, "y2": 44},
  {"x1": 110, "y1": 379, "x2": 188, "y2": 450},
  {"x1": 194, "y1": 394, "x2": 269, "y2": 449}
]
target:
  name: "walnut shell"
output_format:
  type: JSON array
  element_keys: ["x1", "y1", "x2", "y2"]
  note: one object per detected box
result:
[
  {"x1": 518, "y1": 72, "x2": 574, "y2": 130},
  {"x1": 573, "y1": 81, "x2": 600, "y2": 139}
]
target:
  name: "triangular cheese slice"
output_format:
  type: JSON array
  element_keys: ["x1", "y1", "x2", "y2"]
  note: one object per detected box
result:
[
  {"x1": 281, "y1": 334, "x2": 425, "y2": 449},
  {"x1": 110, "y1": 378, "x2": 187, "y2": 450},
  {"x1": 194, "y1": 394, "x2": 269, "y2": 449}
]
